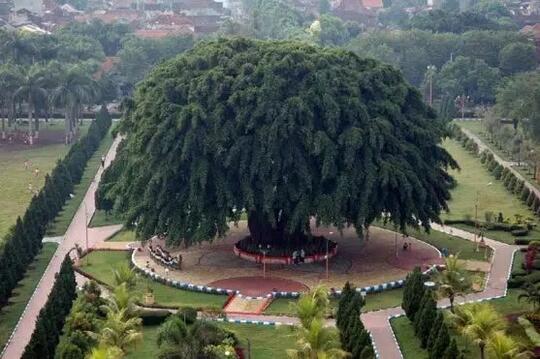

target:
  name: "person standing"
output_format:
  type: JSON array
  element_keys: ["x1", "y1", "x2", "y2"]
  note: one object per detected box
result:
[{"x1": 101, "y1": 156, "x2": 105, "y2": 167}]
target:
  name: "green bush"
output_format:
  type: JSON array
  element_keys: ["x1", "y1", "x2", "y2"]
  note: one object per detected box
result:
[
  {"x1": 514, "y1": 238, "x2": 532, "y2": 245},
  {"x1": 511, "y1": 229, "x2": 529, "y2": 237},
  {"x1": 178, "y1": 306, "x2": 198, "y2": 325},
  {"x1": 493, "y1": 164, "x2": 504, "y2": 179}
]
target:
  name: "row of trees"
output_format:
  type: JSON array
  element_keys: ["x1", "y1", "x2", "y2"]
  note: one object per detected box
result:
[
  {"x1": 0, "y1": 108, "x2": 111, "y2": 313},
  {"x1": 402, "y1": 268, "x2": 461, "y2": 359},
  {"x1": 22, "y1": 255, "x2": 77, "y2": 359},
  {"x1": 336, "y1": 283, "x2": 374, "y2": 358}
]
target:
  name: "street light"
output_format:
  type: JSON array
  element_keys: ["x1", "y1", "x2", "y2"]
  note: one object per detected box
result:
[
  {"x1": 259, "y1": 244, "x2": 271, "y2": 278},
  {"x1": 326, "y1": 231, "x2": 334, "y2": 280},
  {"x1": 426, "y1": 65, "x2": 436, "y2": 106}
]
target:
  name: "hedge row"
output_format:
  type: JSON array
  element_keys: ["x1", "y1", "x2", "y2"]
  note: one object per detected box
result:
[
  {"x1": 336, "y1": 282, "x2": 375, "y2": 359},
  {"x1": 0, "y1": 107, "x2": 111, "y2": 310},
  {"x1": 22, "y1": 255, "x2": 77, "y2": 359},
  {"x1": 454, "y1": 127, "x2": 540, "y2": 242},
  {"x1": 402, "y1": 268, "x2": 460, "y2": 359}
]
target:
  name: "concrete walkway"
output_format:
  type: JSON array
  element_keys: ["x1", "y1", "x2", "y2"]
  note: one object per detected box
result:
[
  {"x1": 361, "y1": 223, "x2": 517, "y2": 359},
  {"x1": 1, "y1": 136, "x2": 122, "y2": 359}
]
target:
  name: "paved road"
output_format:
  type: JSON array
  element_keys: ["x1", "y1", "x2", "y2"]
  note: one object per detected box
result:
[
  {"x1": 361, "y1": 223, "x2": 517, "y2": 359},
  {"x1": 1, "y1": 136, "x2": 122, "y2": 359}
]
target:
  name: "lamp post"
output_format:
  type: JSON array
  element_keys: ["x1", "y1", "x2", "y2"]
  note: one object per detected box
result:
[
  {"x1": 259, "y1": 244, "x2": 270, "y2": 278},
  {"x1": 426, "y1": 65, "x2": 436, "y2": 106},
  {"x1": 394, "y1": 227, "x2": 398, "y2": 257},
  {"x1": 326, "y1": 231, "x2": 334, "y2": 280},
  {"x1": 84, "y1": 201, "x2": 89, "y2": 265}
]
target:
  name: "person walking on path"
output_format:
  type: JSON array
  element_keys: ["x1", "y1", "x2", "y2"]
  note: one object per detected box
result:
[{"x1": 101, "y1": 156, "x2": 105, "y2": 168}]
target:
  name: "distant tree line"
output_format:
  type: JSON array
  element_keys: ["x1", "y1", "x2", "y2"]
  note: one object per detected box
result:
[
  {"x1": 21, "y1": 255, "x2": 77, "y2": 359},
  {"x1": 0, "y1": 108, "x2": 111, "y2": 318}
]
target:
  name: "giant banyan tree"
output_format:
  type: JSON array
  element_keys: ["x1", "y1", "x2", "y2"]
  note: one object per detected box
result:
[{"x1": 97, "y1": 38, "x2": 457, "y2": 248}]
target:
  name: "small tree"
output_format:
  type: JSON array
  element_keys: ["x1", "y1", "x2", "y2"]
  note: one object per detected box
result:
[
  {"x1": 427, "y1": 311, "x2": 444, "y2": 352},
  {"x1": 521, "y1": 185, "x2": 530, "y2": 201},
  {"x1": 402, "y1": 267, "x2": 425, "y2": 320},
  {"x1": 431, "y1": 321, "x2": 450, "y2": 359},
  {"x1": 435, "y1": 254, "x2": 472, "y2": 313},
  {"x1": 442, "y1": 339, "x2": 461, "y2": 359}
]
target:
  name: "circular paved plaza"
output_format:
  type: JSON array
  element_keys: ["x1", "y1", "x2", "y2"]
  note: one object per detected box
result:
[{"x1": 133, "y1": 222, "x2": 442, "y2": 296}]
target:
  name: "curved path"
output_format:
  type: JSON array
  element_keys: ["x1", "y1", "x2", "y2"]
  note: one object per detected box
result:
[
  {"x1": 361, "y1": 223, "x2": 517, "y2": 359},
  {"x1": 1, "y1": 136, "x2": 123, "y2": 359},
  {"x1": 2, "y1": 126, "x2": 520, "y2": 359}
]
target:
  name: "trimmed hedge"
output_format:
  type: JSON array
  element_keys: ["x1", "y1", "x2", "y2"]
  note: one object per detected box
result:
[{"x1": 0, "y1": 108, "x2": 111, "y2": 311}]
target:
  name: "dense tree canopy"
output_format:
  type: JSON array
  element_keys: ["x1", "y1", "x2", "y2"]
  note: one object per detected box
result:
[{"x1": 101, "y1": 38, "x2": 457, "y2": 246}]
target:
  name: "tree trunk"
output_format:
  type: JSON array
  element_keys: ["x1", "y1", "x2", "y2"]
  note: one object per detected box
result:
[
  {"x1": 34, "y1": 115, "x2": 39, "y2": 140},
  {"x1": 1, "y1": 105, "x2": 5, "y2": 140},
  {"x1": 449, "y1": 294, "x2": 455, "y2": 313},
  {"x1": 246, "y1": 211, "x2": 305, "y2": 245},
  {"x1": 479, "y1": 342, "x2": 485, "y2": 359}
]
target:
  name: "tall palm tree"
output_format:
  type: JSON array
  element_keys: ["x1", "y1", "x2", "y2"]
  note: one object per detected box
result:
[
  {"x1": 102, "y1": 282, "x2": 139, "y2": 317},
  {"x1": 0, "y1": 64, "x2": 22, "y2": 140},
  {"x1": 50, "y1": 64, "x2": 96, "y2": 144},
  {"x1": 435, "y1": 254, "x2": 472, "y2": 312},
  {"x1": 451, "y1": 303, "x2": 507, "y2": 359},
  {"x1": 14, "y1": 64, "x2": 48, "y2": 145},
  {"x1": 286, "y1": 318, "x2": 348, "y2": 359},
  {"x1": 487, "y1": 331, "x2": 532, "y2": 359}
]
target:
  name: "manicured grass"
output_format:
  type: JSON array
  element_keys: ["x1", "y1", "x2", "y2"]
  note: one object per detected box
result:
[
  {"x1": 106, "y1": 229, "x2": 136, "y2": 242},
  {"x1": 47, "y1": 130, "x2": 114, "y2": 236},
  {"x1": 126, "y1": 322, "x2": 296, "y2": 359},
  {"x1": 0, "y1": 243, "x2": 58, "y2": 352},
  {"x1": 375, "y1": 223, "x2": 489, "y2": 261},
  {"x1": 79, "y1": 250, "x2": 226, "y2": 310},
  {"x1": 443, "y1": 139, "x2": 533, "y2": 222},
  {"x1": 391, "y1": 289, "x2": 529, "y2": 359},
  {"x1": 265, "y1": 288, "x2": 404, "y2": 316},
  {"x1": 89, "y1": 209, "x2": 123, "y2": 227}
]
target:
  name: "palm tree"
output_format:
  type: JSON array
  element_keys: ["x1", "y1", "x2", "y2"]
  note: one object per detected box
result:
[
  {"x1": 435, "y1": 254, "x2": 472, "y2": 312},
  {"x1": 112, "y1": 262, "x2": 138, "y2": 290},
  {"x1": 518, "y1": 281, "x2": 540, "y2": 312},
  {"x1": 86, "y1": 344, "x2": 125, "y2": 359},
  {"x1": 451, "y1": 303, "x2": 507, "y2": 359},
  {"x1": 290, "y1": 285, "x2": 330, "y2": 329},
  {"x1": 0, "y1": 64, "x2": 22, "y2": 140},
  {"x1": 95, "y1": 307, "x2": 143, "y2": 354},
  {"x1": 103, "y1": 283, "x2": 139, "y2": 316},
  {"x1": 286, "y1": 318, "x2": 348, "y2": 359},
  {"x1": 50, "y1": 64, "x2": 96, "y2": 144},
  {"x1": 14, "y1": 64, "x2": 48, "y2": 145},
  {"x1": 487, "y1": 331, "x2": 532, "y2": 359}
]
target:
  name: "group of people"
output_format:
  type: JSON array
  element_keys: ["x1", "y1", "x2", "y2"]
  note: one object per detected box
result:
[
  {"x1": 148, "y1": 240, "x2": 182, "y2": 270},
  {"x1": 292, "y1": 249, "x2": 306, "y2": 264}
]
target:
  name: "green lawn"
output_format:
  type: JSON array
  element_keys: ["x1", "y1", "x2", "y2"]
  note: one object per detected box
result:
[
  {"x1": 265, "y1": 288, "x2": 404, "y2": 316},
  {"x1": 125, "y1": 322, "x2": 296, "y2": 359},
  {"x1": 0, "y1": 243, "x2": 58, "y2": 352},
  {"x1": 47, "y1": 130, "x2": 114, "y2": 236},
  {"x1": 375, "y1": 223, "x2": 489, "y2": 261},
  {"x1": 79, "y1": 250, "x2": 226, "y2": 310},
  {"x1": 106, "y1": 229, "x2": 136, "y2": 242},
  {"x1": 391, "y1": 289, "x2": 529, "y2": 359},
  {"x1": 89, "y1": 209, "x2": 123, "y2": 228},
  {"x1": 443, "y1": 139, "x2": 533, "y2": 222}
]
